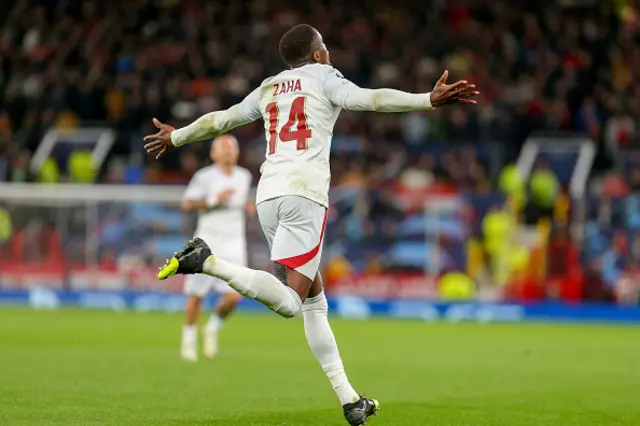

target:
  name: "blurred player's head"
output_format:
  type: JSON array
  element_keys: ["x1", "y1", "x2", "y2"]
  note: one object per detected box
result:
[
  {"x1": 279, "y1": 24, "x2": 329, "y2": 68},
  {"x1": 211, "y1": 135, "x2": 239, "y2": 166}
]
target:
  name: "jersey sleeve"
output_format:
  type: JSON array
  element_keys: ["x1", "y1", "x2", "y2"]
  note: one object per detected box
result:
[
  {"x1": 322, "y1": 67, "x2": 360, "y2": 109},
  {"x1": 237, "y1": 87, "x2": 262, "y2": 122},
  {"x1": 183, "y1": 172, "x2": 207, "y2": 200},
  {"x1": 320, "y1": 65, "x2": 433, "y2": 113},
  {"x1": 171, "y1": 87, "x2": 262, "y2": 147},
  {"x1": 342, "y1": 87, "x2": 433, "y2": 112}
]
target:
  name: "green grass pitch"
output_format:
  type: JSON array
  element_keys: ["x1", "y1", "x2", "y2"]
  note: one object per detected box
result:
[{"x1": 1, "y1": 308, "x2": 639, "y2": 425}]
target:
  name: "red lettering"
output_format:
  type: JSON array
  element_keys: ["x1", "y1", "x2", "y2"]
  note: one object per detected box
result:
[
  {"x1": 274, "y1": 80, "x2": 302, "y2": 96},
  {"x1": 264, "y1": 96, "x2": 311, "y2": 154},
  {"x1": 266, "y1": 102, "x2": 279, "y2": 155},
  {"x1": 280, "y1": 96, "x2": 312, "y2": 150}
]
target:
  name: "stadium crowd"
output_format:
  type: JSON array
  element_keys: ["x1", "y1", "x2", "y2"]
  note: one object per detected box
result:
[
  {"x1": 0, "y1": 0, "x2": 638, "y2": 181},
  {"x1": 0, "y1": 0, "x2": 639, "y2": 304}
]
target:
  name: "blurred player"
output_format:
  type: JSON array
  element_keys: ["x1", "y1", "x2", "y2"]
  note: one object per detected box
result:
[
  {"x1": 145, "y1": 24, "x2": 478, "y2": 425},
  {"x1": 180, "y1": 135, "x2": 253, "y2": 362}
]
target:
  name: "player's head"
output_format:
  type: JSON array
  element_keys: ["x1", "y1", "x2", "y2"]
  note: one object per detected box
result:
[
  {"x1": 278, "y1": 24, "x2": 329, "y2": 68},
  {"x1": 211, "y1": 135, "x2": 239, "y2": 166}
]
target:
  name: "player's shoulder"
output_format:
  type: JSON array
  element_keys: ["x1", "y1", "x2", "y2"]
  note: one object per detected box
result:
[
  {"x1": 192, "y1": 164, "x2": 218, "y2": 179},
  {"x1": 318, "y1": 64, "x2": 345, "y2": 78},
  {"x1": 235, "y1": 166, "x2": 253, "y2": 181},
  {"x1": 299, "y1": 63, "x2": 345, "y2": 83}
]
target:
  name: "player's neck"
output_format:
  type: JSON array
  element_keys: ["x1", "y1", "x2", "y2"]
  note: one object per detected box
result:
[{"x1": 217, "y1": 164, "x2": 234, "y2": 175}]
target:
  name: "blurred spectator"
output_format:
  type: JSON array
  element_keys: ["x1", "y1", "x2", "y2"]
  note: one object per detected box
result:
[
  {"x1": 439, "y1": 271, "x2": 475, "y2": 301},
  {"x1": 601, "y1": 231, "x2": 628, "y2": 289},
  {"x1": 399, "y1": 155, "x2": 435, "y2": 190},
  {"x1": 36, "y1": 157, "x2": 60, "y2": 183},
  {"x1": 615, "y1": 259, "x2": 640, "y2": 305},
  {"x1": 604, "y1": 107, "x2": 635, "y2": 157},
  {"x1": 339, "y1": 159, "x2": 369, "y2": 189},
  {"x1": 547, "y1": 227, "x2": 579, "y2": 278},
  {"x1": 629, "y1": 168, "x2": 640, "y2": 192},
  {"x1": 0, "y1": 207, "x2": 12, "y2": 244},
  {"x1": 2, "y1": 0, "x2": 640, "y2": 307},
  {"x1": 68, "y1": 150, "x2": 96, "y2": 183},
  {"x1": 482, "y1": 203, "x2": 514, "y2": 287},
  {"x1": 325, "y1": 253, "x2": 352, "y2": 284},
  {"x1": 499, "y1": 163, "x2": 525, "y2": 209},
  {"x1": 8, "y1": 151, "x2": 31, "y2": 182},
  {"x1": 601, "y1": 170, "x2": 629, "y2": 198},
  {"x1": 524, "y1": 160, "x2": 559, "y2": 225},
  {"x1": 0, "y1": 0, "x2": 637, "y2": 183}
]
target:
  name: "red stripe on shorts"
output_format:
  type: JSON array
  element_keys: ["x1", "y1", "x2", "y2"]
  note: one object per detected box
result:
[{"x1": 275, "y1": 209, "x2": 329, "y2": 270}]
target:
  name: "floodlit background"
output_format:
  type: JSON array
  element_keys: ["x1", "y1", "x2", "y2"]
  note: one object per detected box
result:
[
  {"x1": 0, "y1": 1, "x2": 639, "y2": 425},
  {"x1": 1, "y1": 0, "x2": 639, "y2": 312}
]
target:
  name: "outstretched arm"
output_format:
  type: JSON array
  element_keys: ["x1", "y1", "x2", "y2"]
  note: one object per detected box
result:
[
  {"x1": 326, "y1": 69, "x2": 479, "y2": 113},
  {"x1": 144, "y1": 88, "x2": 261, "y2": 159},
  {"x1": 170, "y1": 104, "x2": 254, "y2": 147},
  {"x1": 343, "y1": 88, "x2": 434, "y2": 112}
]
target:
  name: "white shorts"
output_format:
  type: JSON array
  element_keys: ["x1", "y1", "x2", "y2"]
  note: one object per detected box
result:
[
  {"x1": 256, "y1": 196, "x2": 328, "y2": 281},
  {"x1": 184, "y1": 236, "x2": 247, "y2": 297}
]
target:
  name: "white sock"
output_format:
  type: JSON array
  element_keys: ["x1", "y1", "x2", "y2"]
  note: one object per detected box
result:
[
  {"x1": 206, "y1": 314, "x2": 223, "y2": 332},
  {"x1": 203, "y1": 256, "x2": 302, "y2": 318},
  {"x1": 182, "y1": 324, "x2": 197, "y2": 345},
  {"x1": 302, "y1": 292, "x2": 359, "y2": 405}
]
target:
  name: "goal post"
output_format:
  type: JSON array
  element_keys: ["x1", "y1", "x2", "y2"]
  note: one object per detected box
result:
[
  {"x1": 30, "y1": 127, "x2": 116, "y2": 174},
  {"x1": 516, "y1": 135, "x2": 596, "y2": 200},
  {"x1": 515, "y1": 134, "x2": 596, "y2": 242}
]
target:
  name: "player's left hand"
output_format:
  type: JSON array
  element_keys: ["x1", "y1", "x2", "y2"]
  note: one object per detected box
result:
[
  {"x1": 144, "y1": 118, "x2": 175, "y2": 159},
  {"x1": 245, "y1": 202, "x2": 257, "y2": 217},
  {"x1": 430, "y1": 70, "x2": 480, "y2": 107}
]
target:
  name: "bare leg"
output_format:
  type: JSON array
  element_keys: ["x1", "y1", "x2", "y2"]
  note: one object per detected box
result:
[
  {"x1": 214, "y1": 291, "x2": 243, "y2": 319},
  {"x1": 181, "y1": 295, "x2": 202, "y2": 361},
  {"x1": 202, "y1": 291, "x2": 243, "y2": 360},
  {"x1": 185, "y1": 295, "x2": 202, "y2": 325}
]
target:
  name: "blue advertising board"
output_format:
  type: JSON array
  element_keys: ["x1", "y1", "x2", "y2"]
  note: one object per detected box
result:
[{"x1": 2, "y1": 288, "x2": 640, "y2": 324}]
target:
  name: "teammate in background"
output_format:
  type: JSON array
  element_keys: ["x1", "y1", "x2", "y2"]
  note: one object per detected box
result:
[
  {"x1": 144, "y1": 24, "x2": 478, "y2": 426},
  {"x1": 180, "y1": 135, "x2": 252, "y2": 362}
]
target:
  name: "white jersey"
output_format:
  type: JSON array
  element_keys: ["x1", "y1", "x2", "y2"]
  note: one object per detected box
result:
[
  {"x1": 171, "y1": 63, "x2": 432, "y2": 208},
  {"x1": 183, "y1": 164, "x2": 252, "y2": 243},
  {"x1": 207, "y1": 64, "x2": 353, "y2": 207},
  {"x1": 253, "y1": 63, "x2": 358, "y2": 207}
]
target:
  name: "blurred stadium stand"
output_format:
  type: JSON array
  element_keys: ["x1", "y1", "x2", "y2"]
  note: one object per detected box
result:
[{"x1": 1, "y1": 0, "x2": 640, "y2": 307}]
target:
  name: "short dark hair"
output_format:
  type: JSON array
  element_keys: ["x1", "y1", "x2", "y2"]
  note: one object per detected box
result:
[{"x1": 278, "y1": 24, "x2": 320, "y2": 67}]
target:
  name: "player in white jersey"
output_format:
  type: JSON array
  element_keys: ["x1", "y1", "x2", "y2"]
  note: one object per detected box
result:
[
  {"x1": 180, "y1": 135, "x2": 252, "y2": 362},
  {"x1": 144, "y1": 24, "x2": 478, "y2": 426}
]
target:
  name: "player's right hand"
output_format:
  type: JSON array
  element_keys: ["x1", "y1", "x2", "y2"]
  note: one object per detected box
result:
[
  {"x1": 429, "y1": 70, "x2": 479, "y2": 107},
  {"x1": 144, "y1": 118, "x2": 175, "y2": 160}
]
